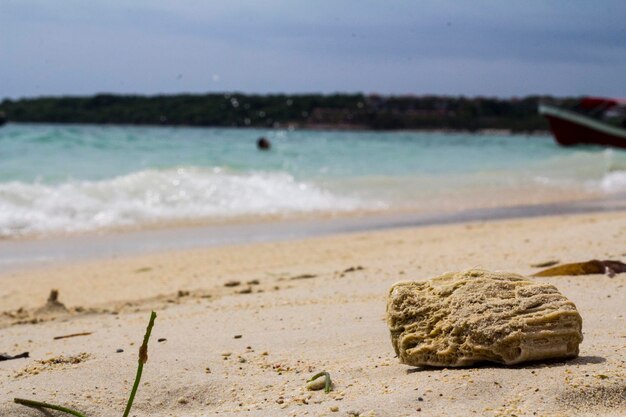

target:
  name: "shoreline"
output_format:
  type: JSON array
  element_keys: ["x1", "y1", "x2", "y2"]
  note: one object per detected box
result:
[
  {"x1": 2, "y1": 194, "x2": 626, "y2": 272},
  {"x1": 1, "y1": 210, "x2": 625, "y2": 416},
  {"x1": 1, "y1": 184, "x2": 608, "y2": 244}
]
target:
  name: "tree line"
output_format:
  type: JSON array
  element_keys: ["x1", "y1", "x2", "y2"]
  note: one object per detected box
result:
[{"x1": 0, "y1": 93, "x2": 575, "y2": 132}]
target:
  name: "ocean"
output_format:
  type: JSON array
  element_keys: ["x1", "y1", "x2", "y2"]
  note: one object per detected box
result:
[{"x1": 1, "y1": 123, "x2": 625, "y2": 238}]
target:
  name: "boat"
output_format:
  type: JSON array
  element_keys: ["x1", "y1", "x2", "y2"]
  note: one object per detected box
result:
[{"x1": 538, "y1": 97, "x2": 626, "y2": 149}]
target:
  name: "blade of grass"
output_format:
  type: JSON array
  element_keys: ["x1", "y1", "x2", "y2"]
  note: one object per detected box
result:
[
  {"x1": 122, "y1": 311, "x2": 157, "y2": 417},
  {"x1": 14, "y1": 311, "x2": 158, "y2": 417},
  {"x1": 13, "y1": 398, "x2": 87, "y2": 417}
]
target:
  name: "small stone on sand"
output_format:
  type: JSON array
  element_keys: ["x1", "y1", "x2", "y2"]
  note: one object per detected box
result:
[{"x1": 306, "y1": 377, "x2": 327, "y2": 391}]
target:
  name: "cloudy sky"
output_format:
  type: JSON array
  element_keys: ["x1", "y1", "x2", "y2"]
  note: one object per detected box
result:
[{"x1": 2, "y1": 0, "x2": 625, "y2": 99}]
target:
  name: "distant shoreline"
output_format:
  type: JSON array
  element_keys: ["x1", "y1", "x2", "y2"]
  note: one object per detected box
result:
[{"x1": 0, "y1": 93, "x2": 572, "y2": 132}]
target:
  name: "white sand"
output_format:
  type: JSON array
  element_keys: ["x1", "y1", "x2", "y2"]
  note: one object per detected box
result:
[{"x1": 1, "y1": 211, "x2": 625, "y2": 416}]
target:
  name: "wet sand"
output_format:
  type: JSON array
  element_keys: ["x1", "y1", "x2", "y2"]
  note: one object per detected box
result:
[
  {"x1": 1, "y1": 211, "x2": 625, "y2": 416},
  {"x1": 2, "y1": 193, "x2": 626, "y2": 271}
]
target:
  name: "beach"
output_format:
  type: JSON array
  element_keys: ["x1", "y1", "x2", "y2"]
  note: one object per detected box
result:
[
  {"x1": 1, "y1": 211, "x2": 625, "y2": 416},
  {"x1": 4, "y1": 1, "x2": 626, "y2": 415},
  {"x1": 4, "y1": 0, "x2": 626, "y2": 414}
]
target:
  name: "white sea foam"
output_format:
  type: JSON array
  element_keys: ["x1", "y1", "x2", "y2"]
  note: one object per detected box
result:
[
  {"x1": 599, "y1": 170, "x2": 626, "y2": 193},
  {"x1": 532, "y1": 170, "x2": 626, "y2": 195},
  {"x1": 0, "y1": 167, "x2": 363, "y2": 237}
]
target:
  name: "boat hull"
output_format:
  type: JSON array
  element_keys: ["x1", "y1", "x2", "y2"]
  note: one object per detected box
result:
[{"x1": 539, "y1": 104, "x2": 626, "y2": 149}]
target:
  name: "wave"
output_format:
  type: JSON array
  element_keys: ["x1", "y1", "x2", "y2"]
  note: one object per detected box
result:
[
  {"x1": 532, "y1": 166, "x2": 626, "y2": 192},
  {"x1": 0, "y1": 167, "x2": 363, "y2": 237},
  {"x1": 599, "y1": 170, "x2": 626, "y2": 193}
]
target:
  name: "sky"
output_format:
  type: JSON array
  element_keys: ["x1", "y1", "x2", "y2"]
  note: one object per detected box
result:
[{"x1": 1, "y1": 0, "x2": 626, "y2": 99}]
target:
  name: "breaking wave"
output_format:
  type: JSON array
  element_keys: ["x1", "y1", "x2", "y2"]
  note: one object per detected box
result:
[
  {"x1": 0, "y1": 167, "x2": 364, "y2": 237},
  {"x1": 599, "y1": 170, "x2": 626, "y2": 193}
]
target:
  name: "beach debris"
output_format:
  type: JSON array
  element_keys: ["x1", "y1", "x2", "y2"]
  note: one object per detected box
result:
[
  {"x1": 157, "y1": 338, "x2": 167, "y2": 342},
  {"x1": 116, "y1": 349, "x2": 124, "y2": 353},
  {"x1": 290, "y1": 273, "x2": 317, "y2": 280},
  {"x1": 224, "y1": 280, "x2": 241, "y2": 287},
  {"x1": 0, "y1": 352, "x2": 29, "y2": 362},
  {"x1": 533, "y1": 260, "x2": 626, "y2": 278},
  {"x1": 530, "y1": 260, "x2": 560, "y2": 268},
  {"x1": 35, "y1": 289, "x2": 68, "y2": 315},
  {"x1": 387, "y1": 269, "x2": 583, "y2": 367},
  {"x1": 343, "y1": 266, "x2": 364, "y2": 274},
  {"x1": 234, "y1": 334, "x2": 242, "y2": 339},
  {"x1": 306, "y1": 371, "x2": 333, "y2": 393},
  {"x1": 53, "y1": 332, "x2": 93, "y2": 340}
]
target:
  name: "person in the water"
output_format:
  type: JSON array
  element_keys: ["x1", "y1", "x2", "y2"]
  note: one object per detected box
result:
[{"x1": 257, "y1": 137, "x2": 271, "y2": 150}]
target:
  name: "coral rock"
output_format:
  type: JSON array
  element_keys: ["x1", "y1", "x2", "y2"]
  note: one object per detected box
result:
[{"x1": 386, "y1": 269, "x2": 583, "y2": 367}]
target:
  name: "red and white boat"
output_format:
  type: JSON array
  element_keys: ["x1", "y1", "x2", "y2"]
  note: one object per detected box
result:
[{"x1": 539, "y1": 97, "x2": 626, "y2": 149}]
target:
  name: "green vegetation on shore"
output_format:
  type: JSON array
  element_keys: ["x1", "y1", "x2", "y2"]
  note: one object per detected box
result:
[{"x1": 0, "y1": 93, "x2": 574, "y2": 132}]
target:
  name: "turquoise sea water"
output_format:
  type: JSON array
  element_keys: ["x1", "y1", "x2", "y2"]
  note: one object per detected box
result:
[{"x1": 1, "y1": 123, "x2": 625, "y2": 237}]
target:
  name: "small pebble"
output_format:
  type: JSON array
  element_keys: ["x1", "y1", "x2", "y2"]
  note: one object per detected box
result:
[
  {"x1": 157, "y1": 338, "x2": 167, "y2": 342},
  {"x1": 234, "y1": 335, "x2": 242, "y2": 339},
  {"x1": 116, "y1": 349, "x2": 124, "y2": 353},
  {"x1": 306, "y1": 378, "x2": 326, "y2": 391},
  {"x1": 221, "y1": 352, "x2": 232, "y2": 357},
  {"x1": 224, "y1": 280, "x2": 241, "y2": 287},
  {"x1": 330, "y1": 405, "x2": 339, "y2": 412}
]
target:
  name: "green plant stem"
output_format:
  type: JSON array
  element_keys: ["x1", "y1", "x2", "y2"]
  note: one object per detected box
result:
[
  {"x1": 122, "y1": 311, "x2": 157, "y2": 417},
  {"x1": 14, "y1": 398, "x2": 87, "y2": 417},
  {"x1": 307, "y1": 371, "x2": 332, "y2": 393}
]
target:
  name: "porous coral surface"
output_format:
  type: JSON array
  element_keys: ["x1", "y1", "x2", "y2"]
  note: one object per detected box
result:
[{"x1": 387, "y1": 269, "x2": 583, "y2": 366}]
